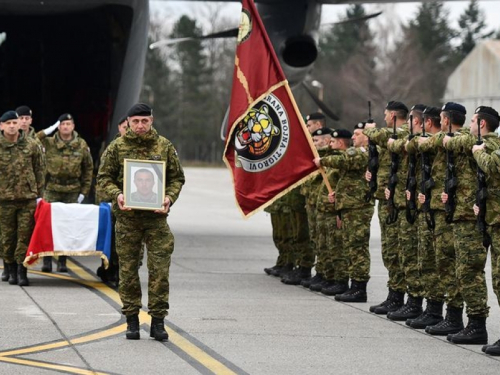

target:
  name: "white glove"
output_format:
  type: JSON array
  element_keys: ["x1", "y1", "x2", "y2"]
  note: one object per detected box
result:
[
  {"x1": 77, "y1": 194, "x2": 85, "y2": 204},
  {"x1": 43, "y1": 121, "x2": 60, "y2": 135},
  {"x1": 36, "y1": 198, "x2": 42, "y2": 205}
]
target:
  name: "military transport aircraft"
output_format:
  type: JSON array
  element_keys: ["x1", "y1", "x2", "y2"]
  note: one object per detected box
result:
[{"x1": 0, "y1": 0, "x2": 387, "y2": 152}]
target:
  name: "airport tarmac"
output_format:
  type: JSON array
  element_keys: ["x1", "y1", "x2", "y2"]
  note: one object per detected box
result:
[{"x1": 1, "y1": 167, "x2": 499, "y2": 374}]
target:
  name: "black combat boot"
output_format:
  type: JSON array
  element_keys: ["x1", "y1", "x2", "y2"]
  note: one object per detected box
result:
[
  {"x1": 264, "y1": 265, "x2": 280, "y2": 276},
  {"x1": 321, "y1": 280, "x2": 349, "y2": 296},
  {"x1": 369, "y1": 289, "x2": 393, "y2": 313},
  {"x1": 282, "y1": 266, "x2": 311, "y2": 285},
  {"x1": 408, "y1": 300, "x2": 443, "y2": 329},
  {"x1": 374, "y1": 290, "x2": 404, "y2": 315},
  {"x1": 387, "y1": 295, "x2": 423, "y2": 321},
  {"x1": 126, "y1": 314, "x2": 140, "y2": 340},
  {"x1": 425, "y1": 306, "x2": 463, "y2": 336},
  {"x1": 268, "y1": 266, "x2": 283, "y2": 277},
  {"x1": 278, "y1": 263, "x2": 294, "y2": 279},
  {"x1": 335, "y1": 280, "x2": 367, "y2": 303},
  {"x1": 57, "y1": 256, "x2": 68, "y2": 272},
  {"x1": 8, "y1": 262, "x2": 18, "y2": 285},
  {"x1": 41, "y1": 257, "x2": 53, "y2": 273},
  {"x1": 150, "y1": 317, "x2": 169, "y2": 341},
  {"x1": 2, "y1": 261, "x2": 10, "y2": 282},
  {"x1": 309, "y1": 275, "x2": 328, "y2": 292},
  {"x1": 17, "y1": 264, "x2": 29, "y2": 287},
  {"x1": 302, "y1": 273, "x2": 322, "y2": 288},
  {"x1": 484, "y1": 339, "x2": 500, "y2": 356},
  {"x1": 448, "y1": 316, "x2": 488, "y2": 345}
]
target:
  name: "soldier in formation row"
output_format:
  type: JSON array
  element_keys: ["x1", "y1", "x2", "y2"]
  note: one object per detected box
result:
[{"x1": 264, "y1": 104, "x2": 500, "y2": 356}]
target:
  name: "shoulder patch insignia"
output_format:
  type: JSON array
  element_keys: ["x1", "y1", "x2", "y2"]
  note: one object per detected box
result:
[{"x1": 347, "y1": 148, "x2": 356, "y2": 156}]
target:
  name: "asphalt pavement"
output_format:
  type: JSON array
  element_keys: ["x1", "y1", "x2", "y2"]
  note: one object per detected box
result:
[{"x1": 0, "y1": 167, "x2": 499, "y2": 374}]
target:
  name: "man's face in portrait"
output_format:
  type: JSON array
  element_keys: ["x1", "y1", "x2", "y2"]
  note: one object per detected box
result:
[{"x1": 134, "y1": 170, "x2": 155, "y2": 197}]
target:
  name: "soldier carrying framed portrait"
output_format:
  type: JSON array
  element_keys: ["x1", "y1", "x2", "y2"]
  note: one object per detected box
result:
[{"x1": 123, "y1": 159, "x2": 166, "y2": 210}]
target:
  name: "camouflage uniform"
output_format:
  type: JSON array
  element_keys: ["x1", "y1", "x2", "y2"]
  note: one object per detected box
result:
[
  {"x1": 97, "y1": 127, "x2": 185, "y2": 318},
  {"x1": 0, "y1": 130, "x2": 45, "y2": 264},
  {"x1": 300, "y1": 147, "x2": 330, "y2": 275},
  {"x1": 315, "y1": 150, "x2": 345, "y2": 283},
  {"x1": 320, "y1": 146, "x2": 374, "y2": 283},
  {"x1": 364, "y1": 127, "x2": 406, "y2": 293},
  {"x1": 419, "y1": 132, "x2": 461, "y2": 309},
  {"x1": 288, "y1": 186, "x2": 314, "y2": 268},
  {"x1": 406, "y1": 136, "x2": 444, "y2": 303},
  {"x1": 388, "y1": 126, "x2": 423, "y2": 299},
  {"x1": 444, "y1": 130, "x2": 490, "y2": 318},
  {"x1": 474, "y1": 141, "x2": 500, "y2": 306},
  {"x1": 265, "y1": 195, "x2": 294, "y2": 268},
  {"x1": 38, "y1": 131, "x2": 93, "y2": 203}
]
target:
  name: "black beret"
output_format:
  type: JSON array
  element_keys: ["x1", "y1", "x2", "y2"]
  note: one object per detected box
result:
[
  {"x1": 306, "y1": 112, "x2": 326, "y2": 121},
  {"x1": 58, "y1": 113, "x2": 73, "y2": 122},
  {"x1": 441, "y1": 102, "x2": 466, "y2": 115},
  {"x1": 411, "y1": 104, "x2": 426, "y2": 112},
  {"x1": 422, "y1": 106, "x2": 441, "y2": 118},
  {"x1": 311, "y1": 127, "x2": 333, "y2": 136},
  {"x1": 332, "y1": 128, "x2": 352, "y2": 139},
  {"x1": 1, "y1": 110, "x2": 19, "y2": 122},
  {"x1": 354, "y1": 122, "x2": 366, "y2": 130},
  {"x1": 118, "y1": 115, "x2": 128, "y2": 124},
  {"x1": 475, "y1": 106, "x2": 500, "y2": 121},
  {"x1": 127, "y1": 103, "x2": 153, "y2": 117},
  {"x1": 386, "y1": 101, "x2": 408, "y2": 112},
  {"x1": 15, "y1": 105, "x2": 32, "y2": 117}
]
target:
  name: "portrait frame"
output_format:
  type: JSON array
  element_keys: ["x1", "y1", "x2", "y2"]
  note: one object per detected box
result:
[{"x1": 123, "y1": 159, "x2": 166, "y2": 211}]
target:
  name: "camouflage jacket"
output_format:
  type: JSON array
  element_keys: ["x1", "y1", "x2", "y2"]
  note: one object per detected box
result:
[
  {"x1": 0, "y1": 130, "x2": 45, "y2": 201},
  {"x1": 300, "y1": 147, "x2": 330, "y2": 207},
  {"x1": 363, "y1": 124, "x2": 408, "y2": 201},
  {"x1": 386, "y1": 124, "x2": 411, "y2": 208},
  {"x1": 316, "y1": 149, "x2": 342, "y2": 213},
  {"x1": 443, "y1": 127, "x2": 477, "y2": 221},
  {"x1": 97, "y1": 127, "x2": 185, "y2": 217},
  {"x1": 288, "y1": 186, "x2": 306, "y2": 212},
  {"x1": 264, "y1": 194, "x2": 291, "y2": 214},
  {"x1": 472, "y1": 133, "x2": 500, "y2": 226},
  {"x1": 39, "y1": 131, "x2": 93, "y2": 195},
  {"x1": 406, "y1": 133, "x2": 438, "y2": 210},
  {"x1": 320, "y1": 146, "x2": 373, "y2": 211}
]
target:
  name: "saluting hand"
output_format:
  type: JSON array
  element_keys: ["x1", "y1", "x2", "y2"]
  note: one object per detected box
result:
[
  {"x1": 154, "y1": 196, "x2": 171, "y2": 214},
  {"x1": 472, "y1": 143, "x2": 486, "y2": 153},
  {"x1": 365, "y1": 122, "x2": 376, "y2": 128}
]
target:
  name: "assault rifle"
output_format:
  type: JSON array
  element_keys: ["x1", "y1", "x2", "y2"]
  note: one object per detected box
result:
[
  {"x1": 365, "y1": 101, "x2": 379, "y2": 202},
  {"x1": 419, "y1": 116, "x2": 435, "y2": 230},
  {"x1": 475, "y1": 116, "x2": 492, "y2": 249},
  {"x1": 405, "y1": 115, "x2": 418, "y2": 224},
  {"x1": 444, "y1": 121, "x2": 457, "y2": 223},
  {"x1": 386, "y1": 116, "x2": 399, "y2": 224}
]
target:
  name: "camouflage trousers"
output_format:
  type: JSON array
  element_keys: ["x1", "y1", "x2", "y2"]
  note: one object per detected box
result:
[
  {"x1": 44, "y1": 191, "x2": 79, "y2": 203},
  {"x1": 0, "y1": 200, "x2": 36, "y2": 264},
  {"x1": 323, "y1": 213, "x2": 348, "y2": 282},
  {"x1": 490, "y1": 226, "x2": 500, "y2": 305},
  {"x1": 115, "y1": 215, "x2": 174, "y2": 318},
  {"x1": 398, "y1": 213, "x2": 423, "y2": 297},
  {"x1": 305, "y1": 204, "x2": 319, "y2": 272},
  {"x1": 341, "y1": 206, "x2": 374, "y2": 282},
  {"x1": 378, "y1": 200, "x2": 405, "y2": 293},
  {"x1": 453, "y1": 220, "x2": 489, "y2": 317},
  {"x1": 417, "y1": 212, "x2": 444, "y2": 302},
  {"x1": 270, "y1": 212, "x2": 294, "y2": 266},
  {"x1": 315, "y1": 211, "x2": 330, "y2": 277},
  {"x1": 434, "y1": 211, "x2": 463, "y2": 309},
  {"x1": 291, "y1": 210, "x2": 314, "y2": 268}
]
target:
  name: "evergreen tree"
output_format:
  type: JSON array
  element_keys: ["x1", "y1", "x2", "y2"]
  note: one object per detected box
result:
[{"x1": 456, "y1": 0, "x2": 493, "y2": 58}]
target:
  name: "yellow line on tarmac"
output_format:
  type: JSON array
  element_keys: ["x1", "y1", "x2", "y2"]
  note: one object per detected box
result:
[
  {"x1": 0, "y1": 260, "x2": 238, "y2": 375},
  {"x1": 0, "y1": 356, "x2": 108, "y2": 375}
]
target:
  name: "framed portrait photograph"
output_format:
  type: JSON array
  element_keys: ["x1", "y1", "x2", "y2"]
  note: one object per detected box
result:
[{"x1": 123, "y1": 159, "x2": 166, "y2": 210}]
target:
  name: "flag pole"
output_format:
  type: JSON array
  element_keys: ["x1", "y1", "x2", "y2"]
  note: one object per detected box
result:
[{"x1": 284, "y1": 82, "x2": 333, "y2": 194}]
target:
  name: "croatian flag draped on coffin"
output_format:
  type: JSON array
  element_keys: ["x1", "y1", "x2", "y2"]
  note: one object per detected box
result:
[
  {"x1": 223, "y1": 0, "x2": 318, "y2": 218},
  {"x1": 23, "y1": 200, "x2": 112, "y2": 267}
]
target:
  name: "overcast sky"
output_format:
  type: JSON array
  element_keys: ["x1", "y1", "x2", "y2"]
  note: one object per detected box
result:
[{"x1": 151, "y1": 1, "x2": 500, "y2": 33}]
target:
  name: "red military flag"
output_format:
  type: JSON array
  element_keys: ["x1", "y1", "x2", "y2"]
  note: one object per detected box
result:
[{"x1": 223, "y1": 0, "x2": 319, "y2": 218}]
